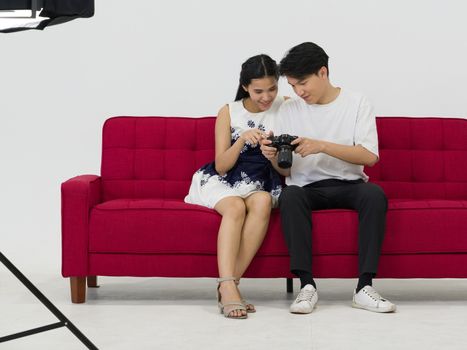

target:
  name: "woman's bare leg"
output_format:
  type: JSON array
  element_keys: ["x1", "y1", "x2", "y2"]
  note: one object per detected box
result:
[
  {"x1": 233, "y1": 192, "x2": 273, "y2": 311},
  {"x1": 214, "y1": 196, "x2": 247, "y2": 317},
  {"x1": 234, "y1": 192, "x2": 272, "y2": 277}
]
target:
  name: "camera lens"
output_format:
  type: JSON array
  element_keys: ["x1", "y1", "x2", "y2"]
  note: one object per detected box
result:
[{"x1": 277, "y1": 146, "x2": 293, "y2": 168}]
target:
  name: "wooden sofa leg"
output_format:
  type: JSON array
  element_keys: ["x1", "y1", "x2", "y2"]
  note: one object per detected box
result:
[
  {"x1": 87, "y1": 275, "x2": 99, "y2": 288},
  {"x1": 287, "y1": 278, "x2": 293, "y2": 293},
  {"x1": 70, "y1": 277, "x2": 86, "y2": 303}
]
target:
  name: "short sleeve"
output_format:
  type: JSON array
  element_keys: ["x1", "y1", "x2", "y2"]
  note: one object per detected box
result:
[{"x1": 354, "y1": 96, "x2": 379, "y2": 158}]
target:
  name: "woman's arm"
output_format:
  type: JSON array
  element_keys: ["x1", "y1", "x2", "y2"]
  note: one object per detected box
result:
[
  {"x1": 214, "y1": 105, "x2": 247, "y2": 175},
  {"x1": 215, "y1": 105, "x2": 269, "y2": 175}
]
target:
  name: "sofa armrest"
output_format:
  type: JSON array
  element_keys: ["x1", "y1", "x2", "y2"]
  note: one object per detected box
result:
[{"x1": 61, "y1": 175, "x2": 102, "y2": 277}]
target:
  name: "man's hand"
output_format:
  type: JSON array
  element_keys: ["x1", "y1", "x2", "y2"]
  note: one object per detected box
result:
[
  {"x1": 292, "y1": 137, "x2": 325, "y2": 157},
  {"x1": 260, "y1": 131, "x2": 277, "y2": 161}
]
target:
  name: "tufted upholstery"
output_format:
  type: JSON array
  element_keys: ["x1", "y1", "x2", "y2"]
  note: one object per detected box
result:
[
  {"x1": 367, "y1": 117, "x2": 467, "y2": 199},
  {"x1": 101, "y1": 117, "x2": 216, "y2": 201},
  {"x1": 100, "y1": 116, "x2": 467, "y2": 201},
  {"x1": 62, "y1": 116, "x2": 467, "y2": 303}
]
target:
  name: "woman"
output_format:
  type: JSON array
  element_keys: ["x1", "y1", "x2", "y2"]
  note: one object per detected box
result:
[{"x1": 185, "y1": 54, "x2": 286, "y2": 319}]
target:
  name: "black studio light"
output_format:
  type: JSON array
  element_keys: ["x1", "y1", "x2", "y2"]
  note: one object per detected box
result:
[
  {"x1": 0, "y1": 0, "x2": 94, "y2": 33},
  {"x1": 0, "y1": 252, "x2": 98, "y2": 348}
]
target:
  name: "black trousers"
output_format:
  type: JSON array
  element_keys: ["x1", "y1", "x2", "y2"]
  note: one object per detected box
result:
[{"x1": 278, "y1": 179, "x2": 388, "y2": 276}]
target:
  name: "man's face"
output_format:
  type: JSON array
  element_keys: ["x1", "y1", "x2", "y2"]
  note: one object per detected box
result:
[{"x1": 286, "y1": 67, "x2": 328, "y2": 104}]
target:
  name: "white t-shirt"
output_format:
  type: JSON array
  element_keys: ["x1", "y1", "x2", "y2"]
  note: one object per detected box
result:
[{"x1": 274, "y1": 89, "x2": 379, "y2": 187}]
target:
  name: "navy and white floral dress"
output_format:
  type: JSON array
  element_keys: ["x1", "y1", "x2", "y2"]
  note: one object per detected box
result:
[{"x1": 184, "y1": 96, "x2": 285, "y2": 209}]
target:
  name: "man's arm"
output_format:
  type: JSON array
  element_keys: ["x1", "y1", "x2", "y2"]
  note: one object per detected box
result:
[
  {"x1": 292, "y1": 94, "x2": 379, "y2": 167},
  {"x1": 292, "y1": 138, "x2": 378, "y2": 167}
]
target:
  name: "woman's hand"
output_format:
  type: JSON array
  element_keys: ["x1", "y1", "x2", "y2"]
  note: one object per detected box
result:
[
  {"x1": 240, "y1": 128, "x2": 266, "y2": 147},
  {"x1": 260, "y1": 132, "x2": 277, "y2": 160}
]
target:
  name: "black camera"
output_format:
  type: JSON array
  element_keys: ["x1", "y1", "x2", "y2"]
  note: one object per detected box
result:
[{"x1": 267, "y1": 134, "x2": 298, "y2": 168}]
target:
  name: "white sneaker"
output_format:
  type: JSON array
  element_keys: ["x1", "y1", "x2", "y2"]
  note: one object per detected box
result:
[
  {"x1": 290, "y1": 284, "x2": 318, "y2": 314},
  {"x1": 352, "y1": 285, "x2": 396, "y2": 313}
]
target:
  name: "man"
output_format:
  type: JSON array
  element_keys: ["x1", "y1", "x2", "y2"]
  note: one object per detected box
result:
[{"x1": 261, "y1": 42, "x2": 396, "y2": 314}]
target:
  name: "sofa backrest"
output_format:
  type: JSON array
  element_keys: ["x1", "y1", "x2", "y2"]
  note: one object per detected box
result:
[
  {"x1": 101, "y1": 116, "x2": 467, "y2": 201},
  {"x1": 101, "y1": 117, "x2": 216, "y2": 201},
  {"x1": 366, "y1": 117, "x2": 467, "y2": 199}
]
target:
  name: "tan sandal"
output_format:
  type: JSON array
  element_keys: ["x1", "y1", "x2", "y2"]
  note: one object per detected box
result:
[
  {"x1": 217, "y1": 277, "x2": 247, "y2": 319},
  {"x1": 235, "y1": 278, "x2": 256, "y2": 313}
]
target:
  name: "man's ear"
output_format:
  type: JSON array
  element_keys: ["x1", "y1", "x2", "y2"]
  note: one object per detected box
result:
[{"x1": 319, "y1": 66, "x2": 328, "y2": 78}]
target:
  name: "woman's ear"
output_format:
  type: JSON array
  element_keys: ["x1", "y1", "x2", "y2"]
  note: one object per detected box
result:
[{"x1": 242, "y1": 85, "x2": 248, "y2": 92}]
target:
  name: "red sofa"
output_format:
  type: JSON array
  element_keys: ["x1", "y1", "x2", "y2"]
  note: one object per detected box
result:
[{"x1": 61, "y1": 116, "x2": 467, "y2": 303}]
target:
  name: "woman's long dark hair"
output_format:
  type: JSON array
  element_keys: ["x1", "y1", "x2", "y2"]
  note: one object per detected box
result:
[{"x1": 234, "y1": 54, "x2": 279, "y2": 101}]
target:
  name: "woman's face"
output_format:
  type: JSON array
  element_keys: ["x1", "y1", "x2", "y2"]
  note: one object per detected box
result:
[{"x1": 243, "y1": 76, "x2": 278, "y2": 111}]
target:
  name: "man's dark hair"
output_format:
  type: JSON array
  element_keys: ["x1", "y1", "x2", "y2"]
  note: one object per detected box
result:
[{"x1": 279, "y1": 42, "x2": 329, "y2": 79}]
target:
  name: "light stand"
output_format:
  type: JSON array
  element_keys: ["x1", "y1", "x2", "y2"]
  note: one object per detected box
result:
[{"x1": 0, "y1": 252, "x2": 98, "y2": 349}]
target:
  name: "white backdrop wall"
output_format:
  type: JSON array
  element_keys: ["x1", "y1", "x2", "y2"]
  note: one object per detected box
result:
[{"x1": 1, "y1": 0, "x2": 466, "y2": 275}]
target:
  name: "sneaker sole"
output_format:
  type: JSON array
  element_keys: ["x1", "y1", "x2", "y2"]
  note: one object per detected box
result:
[
  {"x1": 290, "y1": 309, "x2": 315, "y2": 314},
  {"x1": 351, "y1": 301, "x2": 396, "y2": 313},
  {"x1": 290, "y1": 304, "x2": 317, "y2": 314}
]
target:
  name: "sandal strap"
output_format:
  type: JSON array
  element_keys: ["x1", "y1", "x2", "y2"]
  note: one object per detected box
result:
[
  {"x1": 217, "y1": 277, "x2": 237, "y2": 283},
  {"x1": 222, "y1": 303, "x2": 247, "y2": 318},
  {"x1": 222, "y1": 302, "x2": 247, "y2": 312},
  {"x1": 223, "y1": 302, "x2": 246, "y2": 308}
]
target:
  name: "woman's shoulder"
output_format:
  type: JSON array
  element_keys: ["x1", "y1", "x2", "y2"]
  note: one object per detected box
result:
[
  {"x1": 217, "y1": 103, "x2": 229, "y2": 115},
  {"x1": 225, "y1": 99, "x2": 244, "y2": 117},
  {"x1": 217, "y1": 102, "x2": 245, "y2": 128},
  {"x1": 216, "y1": 104, "x2": 231, "y2": 125}
]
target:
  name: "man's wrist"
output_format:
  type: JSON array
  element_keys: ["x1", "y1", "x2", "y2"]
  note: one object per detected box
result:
[{"x1": 319, "y1": 140, "x2": 328, "y2": 154}]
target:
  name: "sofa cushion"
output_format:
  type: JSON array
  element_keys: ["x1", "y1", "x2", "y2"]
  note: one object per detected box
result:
[
  {"x1": 312, "y1": 199, "x2": 467, "y2": 255},
  {"x1": 384, "y1": 199, "x2": 467, "y2": 254},
  {"x1": 89, "y1": 199, "x2": 467, "y2": 256},
  {"x1": 88, "y1": 199, "x2": 289, "y2": 256},
  {"x1": 89, "y1": 199, "x2": 220, "y2": 255}
]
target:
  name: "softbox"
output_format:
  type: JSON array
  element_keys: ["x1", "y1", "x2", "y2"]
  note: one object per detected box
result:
[{"x1": 0, "y1": 0, "x2": 94, "y2": 33}]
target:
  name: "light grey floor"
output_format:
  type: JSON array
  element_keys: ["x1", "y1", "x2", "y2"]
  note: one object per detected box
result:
[{"x1": 1, "y1": 271, "x2": 467, "y2": 350}]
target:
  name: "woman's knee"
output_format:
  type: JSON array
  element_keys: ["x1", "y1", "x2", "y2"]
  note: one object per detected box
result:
[
  {"x1": 216, "y1": 197, "x2": 246, "y2": 219},
  {"x1": 246, "y1": 192, "x2": 272, "y2": 215}
]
